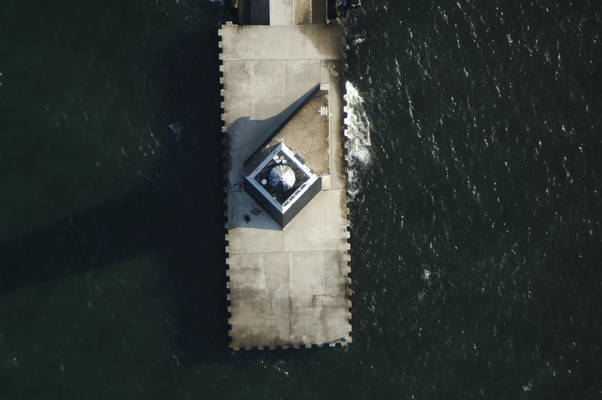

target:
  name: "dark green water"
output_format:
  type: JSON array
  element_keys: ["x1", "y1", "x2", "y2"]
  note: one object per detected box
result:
[{"x1": 1, "y1": 0, "x2": 601, "y2": 399}]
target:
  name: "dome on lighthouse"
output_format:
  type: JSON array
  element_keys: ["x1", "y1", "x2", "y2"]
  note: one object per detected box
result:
[
  {"x1": 268, "y1": 164, "x2": 296, "y2": 192},
  {"x1": 243, "y1": 142, "x2": 321, "y2": 227}
]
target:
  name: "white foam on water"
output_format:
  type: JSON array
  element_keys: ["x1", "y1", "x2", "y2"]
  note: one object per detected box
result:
[{"x1": 344, "y1": 81, "x2": 372, "y2": 198}]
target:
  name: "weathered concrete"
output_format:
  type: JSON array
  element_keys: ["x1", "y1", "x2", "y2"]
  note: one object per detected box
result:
[
  {"x1": 270, "y1": 0, "x2": 293, "y2": 25},
  {"x1": 219, "y1": 25, "x2": 344, "y2": 62},
  {"x1": 220, "y1": 19, "x2": 350, "y2": 350},
  {"x1": 293, "y1": 0, "x2": 327, "y2": 24},
  {"x1": 244, "y1": 89, "x2": 330, "y2": 176}
]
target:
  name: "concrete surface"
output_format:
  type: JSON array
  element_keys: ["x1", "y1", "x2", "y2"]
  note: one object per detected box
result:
[
  {"x1": 219, "y1": 24, "x2": 344, "y2": 62},
  {"x1": 244, "y1": 89, "x2": 330, "y2": 176},
  {"x1": 220, "y1": 20, "x2": 350, "y2": 350},
  {"x1": 270, "y1": 0, "x2": 293, "y2": 25},
  {"x1": 293, "y1": 0, "x2": 311, "y2": 24},
  {"x1": 292, "y1": 0, "x2": 327, "y2": 24}
]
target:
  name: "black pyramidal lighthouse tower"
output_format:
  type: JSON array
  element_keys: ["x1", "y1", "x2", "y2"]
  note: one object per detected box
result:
[{"x1": 244, "y1": 143, "x2": 322, "y2": 227}]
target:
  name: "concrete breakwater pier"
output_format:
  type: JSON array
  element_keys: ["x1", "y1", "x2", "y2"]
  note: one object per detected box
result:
[{"x1": 220, "y1": 0, "x2": 352, "y2": 350}]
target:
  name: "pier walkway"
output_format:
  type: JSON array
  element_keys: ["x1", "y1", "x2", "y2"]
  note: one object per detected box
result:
[{"x1": 220, "y1": 3, "x2": 351, "y2": 350}]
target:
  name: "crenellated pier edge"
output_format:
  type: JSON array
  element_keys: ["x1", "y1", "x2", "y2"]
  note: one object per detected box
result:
[{"x1": 219, "y1": 0, "x2": 352, "y2": 350}]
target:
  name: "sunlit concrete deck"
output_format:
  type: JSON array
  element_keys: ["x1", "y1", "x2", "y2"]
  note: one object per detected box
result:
[{"x1": 219, "y1": 21, "x2": 351, "y2": 350}]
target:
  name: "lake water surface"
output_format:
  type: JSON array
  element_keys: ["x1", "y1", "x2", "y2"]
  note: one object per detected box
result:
[{"x1": 1, "y1": 1, "x2": 601, "y2": 398}]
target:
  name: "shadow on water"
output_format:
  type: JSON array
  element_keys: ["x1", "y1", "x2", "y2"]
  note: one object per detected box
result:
[{"x1": 0, "y1": 27, "x2": 229, "y2": 361}]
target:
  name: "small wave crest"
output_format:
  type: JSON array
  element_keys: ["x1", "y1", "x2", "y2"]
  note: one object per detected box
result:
[{"x1": 344, "y1": 81, "x2": 372, "y2": 198}]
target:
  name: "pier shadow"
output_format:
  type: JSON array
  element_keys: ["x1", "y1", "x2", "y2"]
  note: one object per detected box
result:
[
  {"x1": 0, "y1": 27, "x2": 229, "y2": 362},
  {"x1": 0, "y1": 22, "x2": 328, "y2": 362}
]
